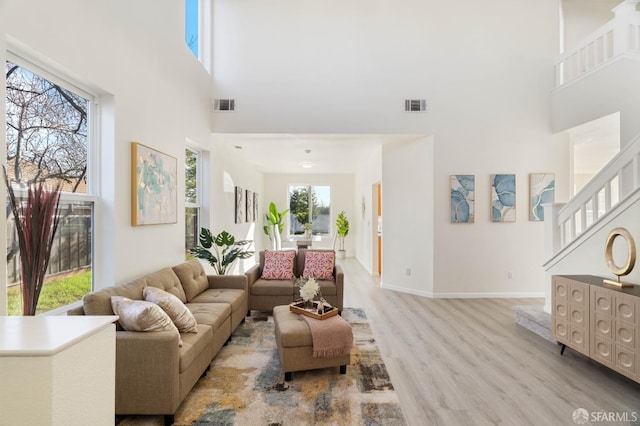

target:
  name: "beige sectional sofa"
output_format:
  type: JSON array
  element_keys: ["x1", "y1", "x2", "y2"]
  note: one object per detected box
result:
[
  {"x1": 245, "y1": 249, "x2": 344, "y2": 313},
  {"x1": 68, "y1": 260, "x2": 248, "y2": 425}
]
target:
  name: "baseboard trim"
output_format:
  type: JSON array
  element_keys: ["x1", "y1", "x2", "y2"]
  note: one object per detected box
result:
[
  {"x1": 380, "y1": 283, "x2": 544, "y2": 299},
  {"x1": 380, "y1": 283, "x2": 434, "y2": 298}
]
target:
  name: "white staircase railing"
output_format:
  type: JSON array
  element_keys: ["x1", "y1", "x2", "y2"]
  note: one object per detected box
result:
[
  {"x1": 555, "y1": 0, "x2": 640, "y2": 88},
  {"x1": 544, "y1": 132, "x2": 640, "y2": 263}
]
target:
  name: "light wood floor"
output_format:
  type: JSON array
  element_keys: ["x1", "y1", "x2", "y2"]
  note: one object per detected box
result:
[{"x1": 340, "y1": 258, "x2": 640, "y2": 426}]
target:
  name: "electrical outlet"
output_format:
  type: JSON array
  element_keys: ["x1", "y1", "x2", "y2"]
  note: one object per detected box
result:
[
  {"x1": 405, "y1": 268, "x2": 411, "y2": 276},
  {"x1": 507, "y1": 272, "x2": 513, "y2": 279}
]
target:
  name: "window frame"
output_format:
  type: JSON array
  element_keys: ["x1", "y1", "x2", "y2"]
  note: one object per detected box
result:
[
  {"x1": 185, "y1": 145, "x2": 201, "y2": 255},
  {"x1": 5, "y1": 52, "x2": 99, "y2": 315},
  {"x1": 287, "y1": 184, "x2": 332, "y2": 237}
]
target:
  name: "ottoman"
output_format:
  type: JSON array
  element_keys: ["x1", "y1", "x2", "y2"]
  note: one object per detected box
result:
[{"x1": 273, "y1": 305, "x2": 351, "y2": 381}]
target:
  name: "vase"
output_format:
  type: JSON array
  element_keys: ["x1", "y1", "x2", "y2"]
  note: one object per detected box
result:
[
  {"x1": 304, "y1": 299, "x2": 314, "y2": 310},
  {"x1": 274, "y1": 227, "x2": 282, "y2": 250}
]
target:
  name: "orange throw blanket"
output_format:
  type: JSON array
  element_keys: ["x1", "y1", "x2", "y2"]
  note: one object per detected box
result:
[{"x1": 301, "y1": 314, "x2": 353, "y2": 358}]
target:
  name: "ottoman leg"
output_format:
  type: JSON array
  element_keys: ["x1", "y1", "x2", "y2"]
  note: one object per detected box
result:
[
  {"x1": 340, "y1": 365, "x2": 347, "y2": 374},
  {"x1": 285, "y1": 372, "x2": 292, "y2": 381}
]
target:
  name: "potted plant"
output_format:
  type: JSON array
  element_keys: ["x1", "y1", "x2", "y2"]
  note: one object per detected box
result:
[
  {"x1": 4, "y1": 168, "x2": 62, "y2": 315},
  {"x1": 190, "y1": 228, "x2": 254, "y2": 275},
  {"x1": 302, "y1": 222, "x2": 313, "y2": 239},
  {"x1": 335, "y1": 211, "x2": 349, "y2": 259},
  {"x1": 263, "y1": 202, "x2": 288, "y2": 250}
]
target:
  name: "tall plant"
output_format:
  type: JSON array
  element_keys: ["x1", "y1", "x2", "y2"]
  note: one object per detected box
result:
[
  {"x1": 4, "y1": 168, "x2": 62, "y2": 316},
  {"x1": 336, "y1": 211, "x2": 350, "y2": 251},
  {"x1": 190, "y1": 228, "x2": 254, "y2": 275},
  {"x1": 263, "y1": 202, "x2": 288, "y2": 250}
]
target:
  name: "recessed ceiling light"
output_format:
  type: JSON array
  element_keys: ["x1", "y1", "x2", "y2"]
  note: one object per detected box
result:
[
  {"x1": 305, "y1": 149, "x2": 311, "y2": 154},
  {"x1": 300, "y1": 162, "x2": 314, "y2": 169},
  {"x1": 234, "y1": 145, "x2": 243, "y2": 149}
]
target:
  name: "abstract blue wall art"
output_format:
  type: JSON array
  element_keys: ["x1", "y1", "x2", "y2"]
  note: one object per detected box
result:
[
  {"x1": 491, "y1": 174, "x2": 516, "y2": 222},
  {"x1": 529, "y1": 173, "x2": 555, "y2": 221},
  {"x1": 450, "y1": 175, "x2": 475, "y2": 223}
]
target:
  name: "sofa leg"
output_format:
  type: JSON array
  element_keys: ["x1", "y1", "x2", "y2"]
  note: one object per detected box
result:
[
  {"x1": 285, "y1": 372, "x2": 292, "y2": 381},
  {"x1": 200, "y1": 364, "x2": 211, "y2": 378},
  {"x1": 339, "y1": 365, "x2": 347, "y2": 374},
  {"x1": 164, "y1": 414, "x2": 174, "y2": 426},
  {"x1": 247, "y1": 310, "x2": 251, "y2": 317}
]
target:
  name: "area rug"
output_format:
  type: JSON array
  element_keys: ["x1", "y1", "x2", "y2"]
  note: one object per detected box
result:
[{"x1": 170, "y1": 307, "x2": 407, "y2": 426}]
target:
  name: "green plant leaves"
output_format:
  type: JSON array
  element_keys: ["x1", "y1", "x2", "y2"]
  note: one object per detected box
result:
[{"x1": 190, "y1": 228, "x2": 254, "y2": 275}]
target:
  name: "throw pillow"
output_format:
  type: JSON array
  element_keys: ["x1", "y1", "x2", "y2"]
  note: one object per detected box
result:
[
  {"x1": 143, "y1": 286, "x2": 198, "y2": 333},
  {"x1": 261, "y1": 250, "x2": 296, "y2": 280},
  {"x1": 110, "y1": 296, "x2": 183, "y2": 346},
  {"x1": 303, "y1": 250, "x2": 335, "y2": 281}
]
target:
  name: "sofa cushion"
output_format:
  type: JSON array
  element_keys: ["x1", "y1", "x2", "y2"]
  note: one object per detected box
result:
[
  {"x1": 134, "y1": 268, "x2": 187, "y2": 303},
  {"x1": 318, "y1": 280, "x2": 337, "y2": 296},
  {"x1": 143, "y1": 286, "x2": 198, "y2": 333},
  {"x1": 110, "y1": 296, "x2": 182, "y2": 346},
  {"x1": 251, "y1": 279, "x2": 295, "y2": 296},
  {"x1": 179, "y1": 324, "x2": 213, "y2": 373},
  {"x1": 302, "y1": 250, "x2": 335, "y2": 281},
  {"x1": 189, "y1": 288, "x2": 246, "y2": 313},
  {"x1": 186, "y1": 303, "x2": 231, "y2": 333},
  {"x1": 173, "y1": 260, "x2": 209, "y2": 302},
  {"x1": 261, "y1": 250, "x2": 296, "y2": 280},
  {"x1": 83, "y1": 280, "x2": 146, "y2": 316}
]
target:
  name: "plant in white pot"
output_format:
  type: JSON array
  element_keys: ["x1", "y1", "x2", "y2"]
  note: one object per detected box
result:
[
  {"x1": 335, "y1": 211, "x2": 349, "y2": 259},
  {"x1": 263, "y1": 202, "x2": 288, "y2": 250}
]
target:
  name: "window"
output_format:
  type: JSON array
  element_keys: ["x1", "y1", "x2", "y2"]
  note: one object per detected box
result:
[
  {"x1": 185, "y1": 0, "x2": 200, "y2": 59},
  {"x1": 5, "y1": 58, "x2": 95, "y2": 315},
  {"x1": 185, "y1": 0, "x2": 211, "y2": 71},
  {"x1": 288, "y1": 185, "x2": 331, "y2": 235},
  {"x1": 185, "y1": 147, "x2": 200, "y2": 257}
]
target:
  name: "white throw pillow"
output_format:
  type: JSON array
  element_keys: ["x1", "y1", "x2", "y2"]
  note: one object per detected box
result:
[
  {"x1": 110, "y1": 296, "x2": 183, "y2": 346},
  {"x1": 143, "y1": 285, "x2": 198, "y2": 333}
]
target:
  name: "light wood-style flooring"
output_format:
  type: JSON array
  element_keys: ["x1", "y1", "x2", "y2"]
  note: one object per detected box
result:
[{"x1": 340, "y1": 258, "x2": 640, "y2": 425}]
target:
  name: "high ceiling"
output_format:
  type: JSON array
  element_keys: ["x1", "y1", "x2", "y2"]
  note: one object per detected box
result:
[{"x1": 216, "y1": 134, "x2": 425, "y2": 174}]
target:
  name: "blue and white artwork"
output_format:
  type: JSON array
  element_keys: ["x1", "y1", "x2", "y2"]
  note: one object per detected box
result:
[
  {"x1": 450, "y1": 175, "x2": 475, "y2": 223},
  {"x1": 491, "y1": 174, "x2": 516, "y2": 222},
  {"x1": 529, "y1": 173, "x2": 555, "y2": 221}
]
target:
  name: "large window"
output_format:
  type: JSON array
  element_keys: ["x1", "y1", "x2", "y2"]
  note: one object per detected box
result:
[
  {"x1": 288, "y1": 185, "x2": 331, "y2": 236},
  {"x1": 185, "y1": 147, "x2": 200, "y2": 257},
  {"x1": 5, "y1": 58, "x2": 95, "y2": 315}
]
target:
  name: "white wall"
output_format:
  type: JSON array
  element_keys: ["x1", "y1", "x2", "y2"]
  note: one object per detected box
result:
[
  {"x1": 207, "y1": 137, "x2": 264, "y2": 274},
  {"x1": 211, "y1": 0, "x2": 564, "y2": 297},
  {"x1": 381, "y1": 138, "x2": 435, "y2": 296},
  {"x1": 1, "y1": 0, "x2": 214, "y2": 300},
  {"x1": 562, "y1": 0, "x2": 622, "y2": 50},
  {"x1": 552, "y1": 58, "x2": 640, "y2": 148},
  {"x1": 354, "y1": 147, "x2": 382, "y2": 273},
  {"x1": 262, "y1": 173, "x2": 356, "y2": 256}
]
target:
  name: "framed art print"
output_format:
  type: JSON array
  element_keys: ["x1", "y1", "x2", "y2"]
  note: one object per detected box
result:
[
  {"x1": 491, "y1": 174, "x2": 516, "y2": 222},
  {"x1": 235, "y1": 187, "x2": 244, "y2": 223},
  {"x1": 131, "y1": 142, "x2": 177, "y2": 226},
  {"x1": 529, "y1": 173, "x2": 555, "y2": 221},
  {"x1": 450, "y1": 175, "x2": 475, "y2": 223}
]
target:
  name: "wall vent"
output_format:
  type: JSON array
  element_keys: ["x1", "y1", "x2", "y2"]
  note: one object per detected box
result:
[
  {"x1": 214, "y1": 99, "x2": 235, "y2": 111},
  {"x1": 404, "y1": 99, "x2": 427, "y2": 112}
]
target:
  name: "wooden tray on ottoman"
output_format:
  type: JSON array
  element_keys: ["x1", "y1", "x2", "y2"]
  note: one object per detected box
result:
[{"x1": 289, "y1": 301, "x2": 338, "y2": 320}]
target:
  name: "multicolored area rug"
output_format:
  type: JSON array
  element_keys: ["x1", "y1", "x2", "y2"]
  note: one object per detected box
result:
[{"x1": 171, "y1": 308, "x2": 406, "y2": 426}]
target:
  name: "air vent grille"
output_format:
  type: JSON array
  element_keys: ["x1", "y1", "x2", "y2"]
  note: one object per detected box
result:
[
  {"x1": 214, "y1": 99, "x2": 235, "y2": 111},
  {"x1": 404, "y1": 99, "x2": 427, "y2": 112}
]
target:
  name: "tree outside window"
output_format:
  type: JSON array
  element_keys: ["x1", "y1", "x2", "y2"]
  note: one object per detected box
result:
[
  {"x1": 185, "y1": 148, "x2": 200, "y2": 257},
  {"x1": 289, "y1": 185, "x2": 331, "y2": 235}
]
